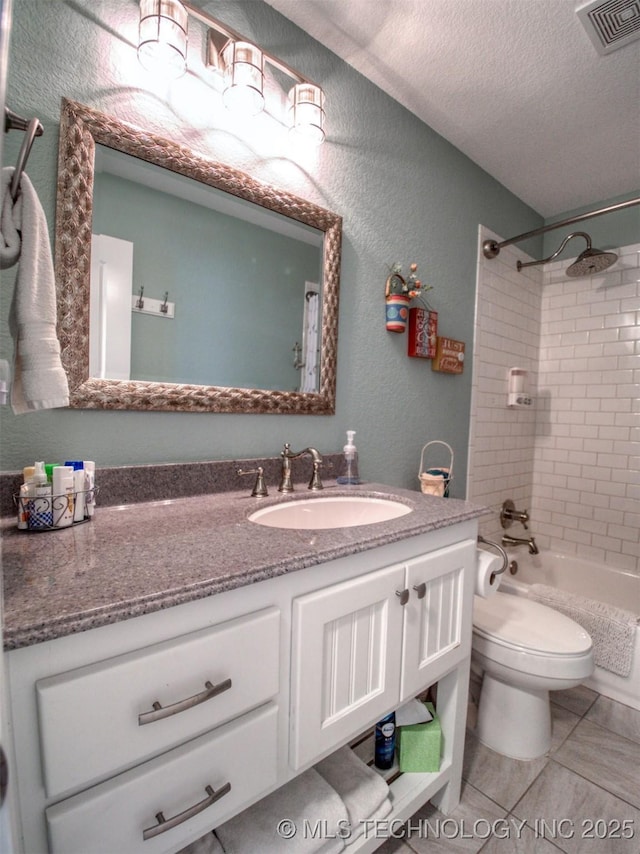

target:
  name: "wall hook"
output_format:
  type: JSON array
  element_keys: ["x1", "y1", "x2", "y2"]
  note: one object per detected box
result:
[
  {"x1": 160, "y1": 292, "x2": 169, "y2": 314},
  {"x1": 136, "y1": 286, "x2": 144, "y2": 310},
  {"x1": 292, "y1": 341, "x2": 305, "y2": 370}
]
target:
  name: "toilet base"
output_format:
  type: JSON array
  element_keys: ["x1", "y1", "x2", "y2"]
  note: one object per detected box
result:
[{"x1": 476, "y1": 672, "x2": 551, "y2": 760}]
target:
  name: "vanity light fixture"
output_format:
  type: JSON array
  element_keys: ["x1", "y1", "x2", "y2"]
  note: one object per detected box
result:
[
  {"x1": 289, "y1": 83, "x2": 325, "y2": 145},
  {"x1": 221, "y1": 40, "x2": 265, "y2": 116},
  {"x1": 137, "y1": 0, "x2": 327, "y2": 141},
  {"x1": 137, "y1": 0, "x2": 188, "y2": 79}
]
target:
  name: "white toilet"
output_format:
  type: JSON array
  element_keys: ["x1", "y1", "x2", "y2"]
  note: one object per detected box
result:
[{"x1": 472, "y1": 592, "x2": 593, "y2": 760}]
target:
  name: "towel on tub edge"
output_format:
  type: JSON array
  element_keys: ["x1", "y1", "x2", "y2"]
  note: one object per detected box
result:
[{"x1": 529, "y1": 583, "x2": 638, "y2": 678}]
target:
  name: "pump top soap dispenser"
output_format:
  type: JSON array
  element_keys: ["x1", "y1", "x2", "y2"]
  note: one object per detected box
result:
[{"x1": 337, "y1": 430, "x2": 361, "y2": 485}]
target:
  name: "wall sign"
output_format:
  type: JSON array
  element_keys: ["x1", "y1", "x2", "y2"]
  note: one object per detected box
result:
[
  {"x1": 408, "y1": 307, "x2": 438, "y2": 359},
  {"x1": 431, "y1": 337, "x2": 465, "y2": 374}
]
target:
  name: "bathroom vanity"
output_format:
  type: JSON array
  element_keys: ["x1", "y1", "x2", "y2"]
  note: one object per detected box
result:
[{"x1": 1, "y1": 482, "x2": 485, "y2": 854}]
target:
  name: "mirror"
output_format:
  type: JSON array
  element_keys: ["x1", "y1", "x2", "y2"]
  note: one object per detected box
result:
[{"x1": 54, "y1": 99, "x2": 342, "y2": 413}]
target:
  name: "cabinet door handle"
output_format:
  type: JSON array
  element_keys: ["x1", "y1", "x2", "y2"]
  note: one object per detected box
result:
[
  {"x1": 142, "y1": 782, "x2": 231, "y2": 840},
  {"x1": 138, "y1": 678, "x2": 232, "y2": 726},
  {"x1": 395, "y1": 588, "x2": 409, "y2": 606},
  {"x1": 413, "y1": 582, "x2": 426, "y2": 599}
]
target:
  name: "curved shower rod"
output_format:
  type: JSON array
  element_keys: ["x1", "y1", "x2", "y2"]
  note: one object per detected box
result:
[{"x1": 482, "y1": 195, "x2": 640, "y2": 260}]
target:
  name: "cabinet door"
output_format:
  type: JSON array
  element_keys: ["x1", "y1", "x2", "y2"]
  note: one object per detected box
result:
[
  {"x1": 401, "y1": 540, "x2": 475, "y2": 699},
  {"x1": 290, "y1": 563, "x2": 406, "y2": 769}
]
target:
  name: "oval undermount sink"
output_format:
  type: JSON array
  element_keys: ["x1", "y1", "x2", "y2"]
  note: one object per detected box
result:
[{"x1": 248, "y1": 495, "x2": 412, "y2": 530}]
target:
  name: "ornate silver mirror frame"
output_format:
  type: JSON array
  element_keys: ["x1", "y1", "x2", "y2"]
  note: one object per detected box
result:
[{"x1": 55, "y1": 99, "x2": 341, "y2": 413}]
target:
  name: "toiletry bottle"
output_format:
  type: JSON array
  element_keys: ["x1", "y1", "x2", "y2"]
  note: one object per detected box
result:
[
  {"x1": 52, "y1": 465, "x2": 75, "y2": 528},
  {"x1": 44, "y1": 463, "x2": 61, "y2": 483},
  {"x1": 64, "y1": 461, "x2": 86, "y2": 521},
  {"x1": 17, "y1": 465, "x2": 36, "y2": 530},
  {"x1": 337, "y1": 430, "x2": 360, "y2": 484},
  {"x1": 83, "y1": 460, "x2": 95, "y2": 518},
  {"x1": 29, "y1": 461, "x2": 53, "y2": 529},
  {"x1": 374, "y1": 711, "x2": 396, "y2": 769}
]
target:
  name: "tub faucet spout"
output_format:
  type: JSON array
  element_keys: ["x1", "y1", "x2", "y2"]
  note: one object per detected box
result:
[{"x1": 501, "y1": 534, "x2": 539, "y2": 555}]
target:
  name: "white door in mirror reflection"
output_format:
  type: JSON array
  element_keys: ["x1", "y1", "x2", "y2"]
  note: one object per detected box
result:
[
  {"x1": 89, "y1": 235, "x2": 133, "y2": 381},
  {"x1": 300, "y1": 284, "x2": 320, "y2": 393}
]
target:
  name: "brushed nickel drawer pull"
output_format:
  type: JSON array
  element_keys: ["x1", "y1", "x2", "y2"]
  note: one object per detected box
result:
[
  {"x1": 142, "y1": 782, "x2": 231, "y2": 840},
  {"x1": 413, "y1": 582, "x2": 427, "y2": 599},
  {"x1": 395, "y1": 588, "x2": 409, "y2": 606},
  {"x1": 138, "y1": 678, "x2": 232, "y2": 726}
]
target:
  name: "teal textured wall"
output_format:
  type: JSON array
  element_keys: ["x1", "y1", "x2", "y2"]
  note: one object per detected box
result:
[{"x1": 0, "y1": 0, "x2": 546, "y2": 494}]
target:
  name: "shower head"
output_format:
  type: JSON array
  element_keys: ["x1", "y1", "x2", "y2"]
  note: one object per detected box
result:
[
  {"x1": 566, "y1": 246, "x2": 618, "y2": 277},
  {"x1": 517, "y1": 231, "x2": 618, "y2": 277}
]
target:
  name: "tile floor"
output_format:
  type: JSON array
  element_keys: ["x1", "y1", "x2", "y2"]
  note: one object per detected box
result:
[{"x1": 378, "y1": 686, "x2": 640, "y2": 854}]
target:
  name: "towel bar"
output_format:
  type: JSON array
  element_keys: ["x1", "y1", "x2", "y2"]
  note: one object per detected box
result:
[{"x1": 4, "y1": 107, "x2": 44, "y2": 202}]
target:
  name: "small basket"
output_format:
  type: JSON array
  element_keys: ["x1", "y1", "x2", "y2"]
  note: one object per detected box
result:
[
  {"x1": 418, "y1": 441, "x2": 453, "y2": 497},
  {"x1": 14, "y1": 487, "x2": 98, "y2": 532}
]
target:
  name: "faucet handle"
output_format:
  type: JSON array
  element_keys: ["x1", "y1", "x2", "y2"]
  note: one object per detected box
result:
[
  {"x1": 500, "y1": 499, "x2": 529, "y2": 530},
  {"x1": 308, "y1": 460, "x2": 323, "y2": 491},
  {"x1": 237, "y1": 467, "x2": 268, "y2": 497}
]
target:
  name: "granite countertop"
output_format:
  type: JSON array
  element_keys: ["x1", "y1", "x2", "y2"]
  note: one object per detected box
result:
[{"x1": 2, "y1": 482, "x2": 487, "y2": 650}]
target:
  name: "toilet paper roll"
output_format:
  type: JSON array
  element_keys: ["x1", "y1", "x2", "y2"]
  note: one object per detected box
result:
[{"x1": 475, "y1": 549, "x2": 503, "y2": 597}]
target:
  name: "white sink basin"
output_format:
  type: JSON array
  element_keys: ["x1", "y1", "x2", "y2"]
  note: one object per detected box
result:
[{"x1": 248, "y1": 495, "x2": 412, "y2": 530}]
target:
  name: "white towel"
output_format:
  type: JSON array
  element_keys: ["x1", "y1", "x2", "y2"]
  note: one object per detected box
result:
[
  {"x1": 176, "y1": 830, "x2": 225, "y2": 854},
  {"x1": 315, "y1": 746, "x2": 390, "y2": 844},
  {"x1": 345, "y1": 798, "x2": 392, "y2": 848},
  {"x1": 215, "y1": 768, "x2": 348, "y2": 854},
  {"x1": 529, "y1": 583, "x2": 637, "y2": 677},
  {"x1": 1, "y1": 167, "x2": 69, "y2": 413}
]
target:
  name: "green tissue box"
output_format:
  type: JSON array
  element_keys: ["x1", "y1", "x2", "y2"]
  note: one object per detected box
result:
[{"x1": 397, "y1": 702, "x2": 441, "y2": 772}]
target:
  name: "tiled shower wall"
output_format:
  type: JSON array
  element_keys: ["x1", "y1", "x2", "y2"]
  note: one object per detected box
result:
[
  {"x1": 468, "y1": 229, "x2": 639, "y2": 574},
  {"x1": 534, "y1": 243, "x2": 639, "y2": 572},
  {"x1": 467, "y1": 227, "x2": 541, "y2": 542}
]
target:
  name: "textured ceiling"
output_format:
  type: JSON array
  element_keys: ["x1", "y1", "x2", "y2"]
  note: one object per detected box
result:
[{"x1": 264, "y1": 0, "x2": 640, "y2": 217}]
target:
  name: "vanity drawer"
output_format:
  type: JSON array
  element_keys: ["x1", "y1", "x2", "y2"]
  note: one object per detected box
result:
[
  {"x1": 46, "y1": 703, "x2": 278, "y2": 854},
  {"x1": 36, "y1": 607, "x2": 280, "y2": 798}
]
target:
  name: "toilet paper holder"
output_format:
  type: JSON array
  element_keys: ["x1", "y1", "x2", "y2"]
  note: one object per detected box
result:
[{"x1": 477, "y1": 535, "x2": 508, "y2": 581}]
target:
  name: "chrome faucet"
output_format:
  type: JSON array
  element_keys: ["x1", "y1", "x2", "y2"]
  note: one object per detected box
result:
[
  {"x1": 501, "y1": 534, "x2": 539, "y2": 555},
  {"x1": 279, "y1": 443, "x2": 323, "y2": 492}
]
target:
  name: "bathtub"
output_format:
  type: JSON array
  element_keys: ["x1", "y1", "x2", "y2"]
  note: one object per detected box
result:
[{"x1": 499, "y1": 552, "x2": 640, "y2": 711}]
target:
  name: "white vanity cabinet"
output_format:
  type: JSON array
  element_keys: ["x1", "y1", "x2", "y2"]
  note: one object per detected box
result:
[
  {"x1": 290, "y1": 541, "x2": 472, "y2": 769},
  {"x1": 7, "y1": 600, "x2": 284, "y2": 854},
  {"x1": 5, "y1": 519, "x2": 478, "y2": 854}
]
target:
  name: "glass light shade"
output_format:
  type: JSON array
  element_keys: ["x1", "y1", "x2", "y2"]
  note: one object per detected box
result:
[
  {"x1": 289, "y1": 83, "x2": 325, "y2": 145},
  {"x1": 222, "y1": 41, "x2": 265, "y2": 116},
  {"x1": 138, "y1": 0, "x2": 188, "y2": 79}
]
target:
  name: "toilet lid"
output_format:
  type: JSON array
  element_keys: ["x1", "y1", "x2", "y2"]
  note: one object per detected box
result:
[{"x1": 473, "y1": 593, "x2": 592, "y2": 655}]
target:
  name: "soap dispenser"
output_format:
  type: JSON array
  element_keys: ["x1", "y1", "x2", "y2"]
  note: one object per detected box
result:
[{"x1": 337, "y1": 430, "x2": 360, "y2": 485}]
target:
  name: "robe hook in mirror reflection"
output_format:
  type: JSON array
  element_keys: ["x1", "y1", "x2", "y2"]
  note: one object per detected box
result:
[{"x1": 137, "y1": 0, "x2": 326, "y2": 142}]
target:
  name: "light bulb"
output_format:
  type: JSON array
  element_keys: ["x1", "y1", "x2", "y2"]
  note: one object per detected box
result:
[
  {"x1": 138, "y1": 0, "x2": 188, "y2": 80},
  {"x1": 289, "y1": 83, "x2": 325, "y2": 145}
]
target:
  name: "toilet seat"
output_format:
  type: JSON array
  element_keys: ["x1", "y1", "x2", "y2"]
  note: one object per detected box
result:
[{"x1": 473, "y1": 593, "x2": 592, "y2": 655}]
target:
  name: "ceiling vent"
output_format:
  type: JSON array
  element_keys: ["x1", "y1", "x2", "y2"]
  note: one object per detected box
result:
[{"x1": 577, "y1": 0, "x2": 640, "y2": 54}]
